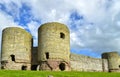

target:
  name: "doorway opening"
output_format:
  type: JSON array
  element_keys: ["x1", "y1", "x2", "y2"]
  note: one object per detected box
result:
[
  {"x1": 59, "y1": 63, "x2": 66, "y2": 71},
  {"x1": 31, "y1": 65, "x2": 38, "y2": 70},
  {"x1": 21, "y1": 65, "x2": 27, "y2": 70}
]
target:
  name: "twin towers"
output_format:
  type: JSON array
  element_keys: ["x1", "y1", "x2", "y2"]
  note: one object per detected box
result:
[{"x1": 1, "y1": 22, "x2": 71, "y2": 71}]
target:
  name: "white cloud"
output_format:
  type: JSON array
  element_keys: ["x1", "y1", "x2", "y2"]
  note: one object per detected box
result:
[
  {"x1": 0, "y1": 10, "x2": 22, "y2": 51},
  {"x1": 27, "y1": 21, "x2": 40, "y2": 46},
  {"x1": 1, "y1": 0, "x2": 120, "y2": 57}
]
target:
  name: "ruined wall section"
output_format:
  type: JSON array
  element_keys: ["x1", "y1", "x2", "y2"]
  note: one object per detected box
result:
[
  {"x1": 1, "y1": 61, "x2": 31, "y2": 70},
  {"x1": 38, "y1": 22, "x2": 70, "y2": 62},
  {"x1": 102, "y1": 52, "x2": 120, "y2": 72},
  {"x1": 70, "y1": 53, "x2": 103, "y2": 72},
  {"x1": 1, "y1": 27, "x2": 32, "y2": 70},
  {"x1": 38, "y1": 22, "x2": 70, "y2": 71}
]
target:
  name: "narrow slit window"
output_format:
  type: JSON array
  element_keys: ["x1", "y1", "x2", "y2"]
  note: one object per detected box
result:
[
  {"x1": 60, "y1": 32, "x2": 65, "y2": 39},
  {"x1": 10, "y1": 54, "x2": 15, "y2": 61},
  {"x1": 45, "y1": 52, "x2": 49, "y2": 59}
]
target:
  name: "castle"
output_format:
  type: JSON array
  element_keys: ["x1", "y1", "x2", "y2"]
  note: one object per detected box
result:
[{"x1": 1, "y1": 22, "x2": 120, "y2": 72}]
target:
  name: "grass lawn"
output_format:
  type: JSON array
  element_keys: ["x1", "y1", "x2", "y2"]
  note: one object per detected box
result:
[{"x1": 0, "y1": 70, "x2": 120, "y2": 77}]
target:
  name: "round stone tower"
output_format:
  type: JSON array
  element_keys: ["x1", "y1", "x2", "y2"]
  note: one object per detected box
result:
[
  {"x1": 38, "y1": 22, "x2": 70, "y2": 71},
  {"x1": 1, "y1": 27, "x2": 32, "y2": 70},
  {"x1": 102, "y1": 52, "x2": 120, "y2": 72}
]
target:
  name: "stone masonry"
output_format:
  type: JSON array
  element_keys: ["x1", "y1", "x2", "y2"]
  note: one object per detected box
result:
[
  {"x1": 1, "y1": 27, "x2": 32, "y2": 70},
  {"x1": 1, "y1": 22, "x2": 120, "y2": 72}
]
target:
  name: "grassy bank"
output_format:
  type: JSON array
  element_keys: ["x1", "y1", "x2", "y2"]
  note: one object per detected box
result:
[{"x1": 0, "y1": 70, "x2": 120, "y2": 77}]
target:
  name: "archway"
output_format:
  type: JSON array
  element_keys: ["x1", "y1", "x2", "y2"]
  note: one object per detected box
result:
[{"x1": 59, "y1": 63, "x2": 65, "y2": 71}]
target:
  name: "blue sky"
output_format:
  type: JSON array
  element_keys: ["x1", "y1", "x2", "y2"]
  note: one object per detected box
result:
[{"x1": 0, "y1": 0, "x2": 120, "y2": 58}]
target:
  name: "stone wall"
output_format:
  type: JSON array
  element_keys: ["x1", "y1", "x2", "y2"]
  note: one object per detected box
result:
[
  {"x1": 38, "y1": 22, "x2": 70, "y2": 62},
  {"x1": 70, "y1": 53, "x2": 104, "y2": 72},
  {"x1": 102, "y1": 52, "x2": 120, "y2": 72},
  {"x1": 1, "y1": 23, "x2": 119, "y2": 72},
  {"x1": 1, "y1": 60, "x2": 31, "y2": 70},
  {"x1": 102, "y1": 59, "x2": 108, "y2": 72},
  {"x1": 32, "y1": 47, "x2": 38, "y2": 65},
  {"x1": 1, "y1": 27, "x2": 32, "y2": 70},
  {"x1": 38, "y1": 22, "x2": 70, "y2": 71},
  {"x1": 1, "y1": 27, "x2": 32, "y2": 62},
  {"x1": 39, "y1": 59, "x2": 70, "y2": 71}
]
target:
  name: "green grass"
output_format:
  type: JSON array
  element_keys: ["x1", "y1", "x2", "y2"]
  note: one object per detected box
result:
[{"x1": 0, "y1": 70, "x2": 120, "y2": 77}]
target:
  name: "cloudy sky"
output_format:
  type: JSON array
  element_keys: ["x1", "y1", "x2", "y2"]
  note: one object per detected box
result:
[{"x1": 0, "y1": 0, "x2": 120, "y2": 58}]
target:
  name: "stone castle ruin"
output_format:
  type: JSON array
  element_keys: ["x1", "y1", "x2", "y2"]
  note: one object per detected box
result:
[{"x1": 1, "y1": 22, "x2": 120, "y2": 72}]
